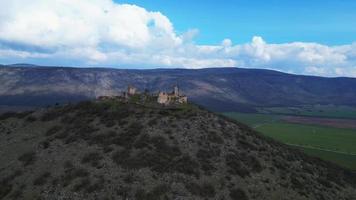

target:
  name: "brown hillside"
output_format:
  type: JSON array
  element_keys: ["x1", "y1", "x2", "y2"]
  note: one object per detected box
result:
[{"x1": 0, "y1": 101, "x2": 355, "y2": 200}]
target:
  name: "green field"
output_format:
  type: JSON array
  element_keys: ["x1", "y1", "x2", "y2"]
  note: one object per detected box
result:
[
  {"x1": 258, "y1": 105, "x2": 356, "y2": 119},
  {"x1": 223, "y1": 112, "x2": 356, "y2": 170}
]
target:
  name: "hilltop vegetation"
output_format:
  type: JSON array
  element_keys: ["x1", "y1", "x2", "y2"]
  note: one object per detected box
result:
[{"x1": 0, "y1": 100, "x2": 355, "y2": 200}]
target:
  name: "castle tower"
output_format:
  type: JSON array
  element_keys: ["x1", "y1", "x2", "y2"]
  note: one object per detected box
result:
[
  {"x1": 174, "y1": 85, "x2": 179, "y2": 97},
  {"x1": 127, "y1": 85, "x2": 137, "y2": 96}
]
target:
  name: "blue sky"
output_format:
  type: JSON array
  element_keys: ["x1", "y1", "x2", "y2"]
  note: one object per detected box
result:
[
  {"x1": 121, "y1": 0, "x2": 356, "y2": 45},
  {"x1": 0, "y1": 0, "x2": 355, "y2": 77}
]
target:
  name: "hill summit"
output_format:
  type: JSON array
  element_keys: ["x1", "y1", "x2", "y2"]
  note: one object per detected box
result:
[{"x1": 0, "y1": 100, "x2": 355, "y2": 200}]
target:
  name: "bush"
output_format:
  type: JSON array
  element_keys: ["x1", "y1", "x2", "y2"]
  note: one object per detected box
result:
[
  {"x1": 33, "y1": 172, "x2": 51, "y2": 186},
  {"x1": 151, "y1": 136, "x2": 181, "y2": 158},
  {"x1": 207, "y1": 131, "x2": 224, "y2": 144},
  {"x1": 89, "y1": 131, "x2": 116, "y2": 146},
  {"x1": 147, "y1": 118, "x2": 158, "y2": 126},
  {"x1": 81, "y1": 152, "x2": 103, "y2": 168},
  {"x1": 72, "y1": 178, "x2": 91, "y2": 192},
  {"x1": 172, "y1": 155, "x2": 200, "y2": 177},
  {"x1": 112, "y1": 122, "x2": 143, "y2": 147},
  {"x1": 229, "y1": 188, "x2": 248, "y2": 200},
  {"x1": 41, "y1": 110, "x2": 63, "y2": 121},
  {"x1": 45, "y1": 126, "x2": 62, "y2": 136},
  {"x1": 135, "y1": 184, "x2": 169, "y2": 200},
  {"x1": 62, "y1": 167, "x2": 89, "y2": 187},
  {"x1": 0, "y1": 182, "x2": 12, "y2": 199},
  {"x1": 0, "y1": 111, "x2": 32, "y2": 120},
  {"x1": 18, "y1": 151, "x2": 36, "y2": 166},
  {"x1": 26, "y1": 116, "x2": 37, "y2": 122},
  {"x1": 185, "y1": 182, "x2": 216, "y2": 198},
  {"x1": 225, "y1": 152, "x2": 263, "y2": 177},
  {"x1": 85, "y1": 176, "x2": 105, "y2": 193},
  {"x1": 112, "y1": 149, "x2": 131, "y2": 167},
  {"x1": 225, "y1": 154, "x2": 249, "y2": 177},
  {"x1": 133, "y1": 134, "x2": 151, "y2": 149},
  {"x1": 196, "y1": 149, "x2": 216, "y2": 173},
  {"x1": 39, "y1": 140, "x2": 50, "y2": 149}
]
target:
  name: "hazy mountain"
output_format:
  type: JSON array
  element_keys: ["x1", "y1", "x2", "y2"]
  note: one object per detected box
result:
[
  {"x1": 1, "y1": 65, "x2": 356, "y2": 112},
  {"x1": 0, "y1": 100, "x2": 355, "y2": 199}
]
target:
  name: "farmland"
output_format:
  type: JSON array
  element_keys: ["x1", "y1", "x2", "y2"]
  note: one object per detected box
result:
[{"x1": 223, "y1": 110, "x2": 356, "y2": 170}]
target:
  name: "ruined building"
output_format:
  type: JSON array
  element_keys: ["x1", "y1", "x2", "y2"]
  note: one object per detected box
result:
[
  {"x1": 157, "y1": 85, "x2": 188, "y2": 105},
  {"x1": 124, "y1": 85, "x2": 137, "y2": 99},
  {"x1": 97, "y1": 85, "x2": 187, "y2": 105}
]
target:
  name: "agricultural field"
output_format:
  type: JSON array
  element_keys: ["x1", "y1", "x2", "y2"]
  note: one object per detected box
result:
[
  {"x1": 223, "y1": 109, "x2": 356, "y2": 170},
  {"x1": 258, "y1": 105, "x2": 356, "y2": 119}
]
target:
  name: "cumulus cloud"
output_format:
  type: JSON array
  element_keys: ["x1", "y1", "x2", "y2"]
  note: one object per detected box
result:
[{"x1": 0, "y1": 0, "x2": 355, "y2": 77}]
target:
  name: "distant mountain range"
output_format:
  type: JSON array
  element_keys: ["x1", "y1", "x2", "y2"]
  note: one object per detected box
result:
[{"x1": 1, "y1": 64, "x2": 356, "y2": 112}]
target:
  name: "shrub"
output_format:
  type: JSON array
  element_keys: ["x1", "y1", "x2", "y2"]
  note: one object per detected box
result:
[
  {"x1": 81, "y1": 152, "x2": 103, "y2": 168},
  {"x1": 0, "y1": 112, "x2": 17, "y2": 120},
  {"x1": 135, "y1": 184, "x2": 169, "y2": 200},
  {"x1": 18, "y1": 151, "x2": 36, "y2": 166},
  {"x1": 33, "y1": 172, "x2": 51, "y2": 186},
  {"x1": 63, "y1": 160, "x2": 74, "y2": 169},
  {"x1": 41, "y1": 110, "x2": 63, "y2": 121},
  {"x1": 112, "y1": 150, "x2": 131, "y2": 167},
  {"x1": 147, "y1": 118, "x2": 158, "y2": 126},
  {"x1": 113, "y1": 122, "x2": 143, "y2": 147},
  {"x1": 72, "y1": 178, "x2": 91, "y2": 192},
  {"x1": 185, "y1": 182, "x2": 216, "y2": 198},
  {"x1": 229, "y1": 188, "x2": 248, "y2": 200},
  {"x1": 133, "y1": 134, "x2": 151, "y2": 149},
  {"x1": 39, "y1": 140, "x2": 50, "y2": 149},
  {"x1": 26, "y1": 116, "x2": 37, "y2": 122},
  {"x1": 225, "y1": 152, "x2": 263, "y2": 177},
  {"x1": 196, "y1": 149, "x2": 216, "y2": 173},
  {"x1": 89, "y1": 131, "x2": 116, "y2": 146},
  {"x1": 45, "y1": 126, "x2": 62, "y2": 136},
  {"x1": 85, "y1": 176, "x2": 105, "y2": 193},
  {"x1": 151, "y1": 136, "x2": 181, "y2": 157},
  {"x1": 207, "y1": 131, "x2": 224, "y2": 144},
  {"x1": 225, "y1": 154, "x2": 249, "y2": 177},
  {"x1": 0, "y1": 182, "x2": 12, "y2": 199},
  {"x1": 172, "y1": 155, "x2": 200, "y2": 177},
  {"x1": 62, "y1": 167, "x2": 89, "y2": 187},
  {"x1": 0, "y1": 111, "x2": 32, "y2": 120}
]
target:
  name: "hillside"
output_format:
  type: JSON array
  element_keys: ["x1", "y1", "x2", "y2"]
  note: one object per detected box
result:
[
  {"x1": 1, "y1": 65, "x2": 356, "y2": 112},
  {"x1": 0, "y1": 100, "x2": 355, "y2": 200}
]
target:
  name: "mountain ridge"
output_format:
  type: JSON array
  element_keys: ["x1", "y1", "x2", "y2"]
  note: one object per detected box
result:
[{"x1": 1, "y1": 64, "x2": 356, "y2": 112}]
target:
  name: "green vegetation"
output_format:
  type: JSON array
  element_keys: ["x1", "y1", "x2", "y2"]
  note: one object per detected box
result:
[
  {"x1": 258, "y1": 105, "x2": 356, "y2": 119},
  {"x1": 223, "y1": 111, "x2": 356, "y2": 170},
  {"x1": 223, "y1": 112, "x2": 281, "y2": 127},
  {"x1": 301, "y1": 148, "x2": 356, "y2": 170},
  {"x1": 257, "y1": 122, "x2": 356, "y2": 154}
]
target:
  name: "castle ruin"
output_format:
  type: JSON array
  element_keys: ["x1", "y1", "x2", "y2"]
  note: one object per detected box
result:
[
  {"x1": 157, "y1": 85, "x2": 188, "y2": 105},
  {"x1": 97, "y1": 85, "x2": 187, "y2": 105}
]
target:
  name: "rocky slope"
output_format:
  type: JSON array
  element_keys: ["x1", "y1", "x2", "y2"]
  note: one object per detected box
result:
[
  {"x1": 0, "y1": 100, "x2": 355, "y2": 200},
  {"x1": 1, "y1": 65, "x2": 356, "y2": 112}
]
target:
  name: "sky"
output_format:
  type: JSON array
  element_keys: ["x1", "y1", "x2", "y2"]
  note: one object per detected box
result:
[{"x1": 0, "y1": 0, "x2": 356, "y2": 77}]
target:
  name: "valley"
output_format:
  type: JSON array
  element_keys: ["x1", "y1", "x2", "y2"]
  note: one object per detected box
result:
[{"x1": 223, "y1": 106, "x2": 356, "y2": 170}]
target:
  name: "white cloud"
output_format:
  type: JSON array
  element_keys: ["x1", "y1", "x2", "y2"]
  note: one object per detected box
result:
[{"x1": 0, "y1": 0, "x2": 356, "y2": 77}]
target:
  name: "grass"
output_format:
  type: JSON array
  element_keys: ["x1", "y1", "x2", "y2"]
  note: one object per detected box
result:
[
  {"x1": 258, "y1": 105, "x2": 356, "y2": 119},
  {"x1": 256, "y1": 122, "x2": 356, "y2": 154},
  {"x1": 223, "y1": 112, "x2": 281, "y2": 127},
  {"x1": 301, "y1": 147, "x2": 356, "y2": 170},
  {"x1": 223, "y1": 111, "x2": 356, "y2": 170}
]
